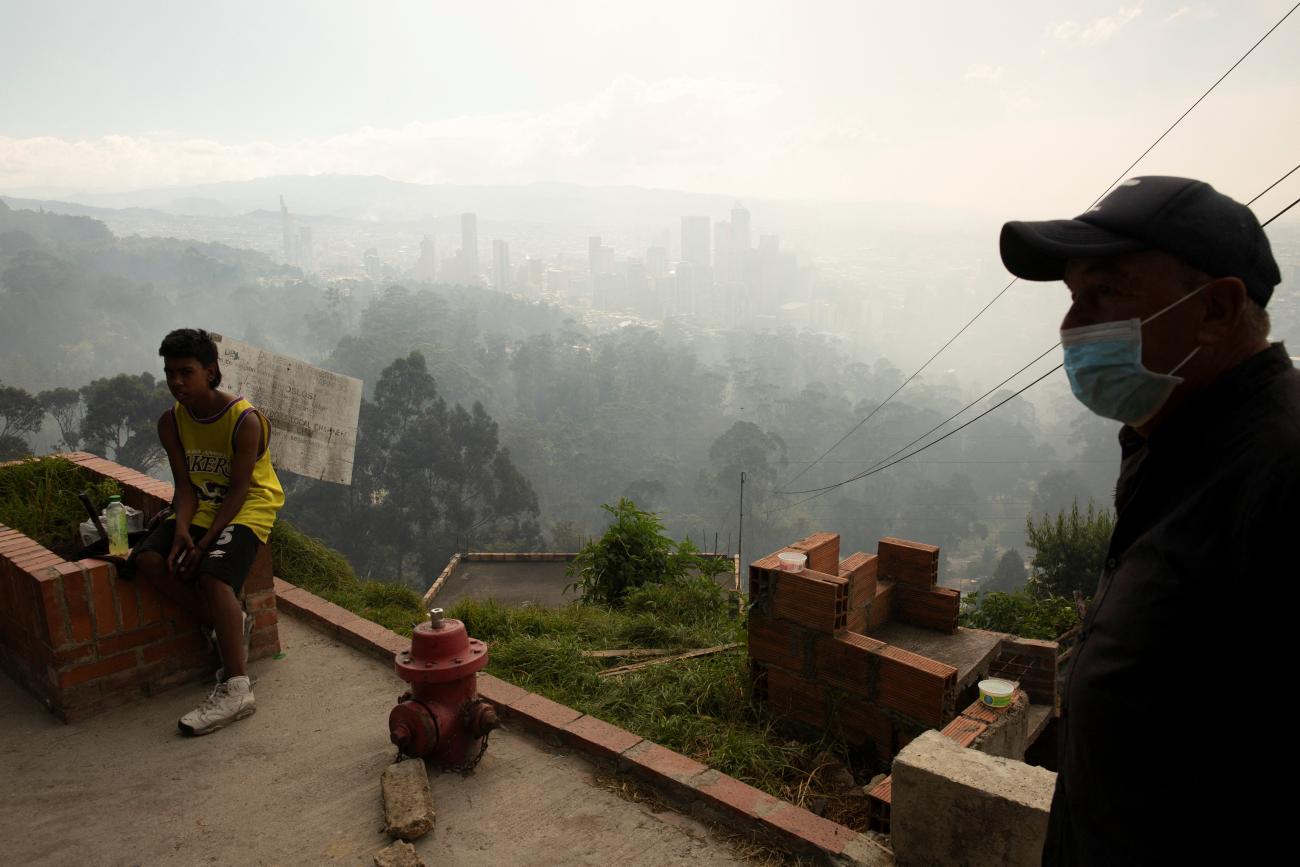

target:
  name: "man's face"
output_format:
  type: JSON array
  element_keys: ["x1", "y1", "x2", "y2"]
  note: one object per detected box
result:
[
  {"x1": 163, "y1": 356, "x2": 215, "y2": 406},
  {"x1": 1061, "y1": 250, "x2": 1203, "y2": 377}
]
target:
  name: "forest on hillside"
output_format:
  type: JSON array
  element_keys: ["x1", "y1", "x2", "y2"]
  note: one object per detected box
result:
[{"x1": 0, "y1": 202, "x2": 1125, "y2": 588}]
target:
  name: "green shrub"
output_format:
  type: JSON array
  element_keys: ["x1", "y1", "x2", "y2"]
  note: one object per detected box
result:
[
  {"x1": 960, "y1": 588, "x2": 1080, "y2": 640},
  {"x1": 566, "y1": 498, "x2": 725, "y2": 606},
  {"x1": 0, "y1": 456, "x2": 120, "y2": 551}
]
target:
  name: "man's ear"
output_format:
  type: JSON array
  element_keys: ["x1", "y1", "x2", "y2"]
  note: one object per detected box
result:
[{"x1": 1195, "y1": 277, "x2": 1248, "y2": 346}]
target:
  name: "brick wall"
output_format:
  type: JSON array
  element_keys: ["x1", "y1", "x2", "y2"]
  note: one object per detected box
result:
[
  {"x1": 748, "y1": 531, "x2": 962, "y2": 771},
  {"x1": 0, "y1": 453, "x2": 280, "y2": 722}
]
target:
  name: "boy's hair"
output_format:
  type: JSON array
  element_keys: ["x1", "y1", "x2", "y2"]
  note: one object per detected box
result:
[{"x1": 159, "y1": 328, "x2": 222, "y2": 387}]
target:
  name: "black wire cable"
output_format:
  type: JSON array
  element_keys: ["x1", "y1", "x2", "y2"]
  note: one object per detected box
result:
[
  {"x1": 1088, "y1": 1, "x2": 1300, "y2": 208},
  {"x1": 776, "y1": 278, "x2": 1018, "y2": 492},
  {"x1": 764, "y1": 188, "x2": 1300, "y2": 516},
  {"x1": 1248, "y1": 162, "x2": 1300, "y2": 206},
  {"x1": 781, "y1": 342, "x2": 1061, "y2": 495},
  {"x1": 772, "y1": 6, "x2": 1299, "y2": 494}
]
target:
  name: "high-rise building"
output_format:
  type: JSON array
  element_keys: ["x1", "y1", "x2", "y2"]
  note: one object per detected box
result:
[
  {"x1": 645, "y1": 246, "x2": 669, "y2": 279},
  {"x1": 280, "y1": 196, "x2": 294, "y2": 265},
  {"x1": 713, "y1": 220, "x2": 733, "y2": 283},
  {"x1": 415, "y1": 235, "x2": 437, "y2": 281},
  {"x1": 589, "y1": 236, "x2": 603, "y2": 275},
  {"x1": 492, "y1": 240, "x2": 510, "y2": 292},
  {"x1": 680, "y1": 216, "x2": 710, "y2": 267},
  {"x1": 460, "y1": 213, "x2": 479, "y2": 277},
  {"x1": 731, "y1": 202, "x2": 751, "y2": 252}
]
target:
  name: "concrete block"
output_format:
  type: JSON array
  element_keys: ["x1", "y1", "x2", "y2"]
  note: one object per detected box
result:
[
  {"x1": 382, "y1": 759, "x2": 436, "y2": 841},
  {"x1": 970, "y1": 690, "x2": 1030, "y2": 760},
  {"x1": 374, "y1": 840, "x2": 426, "y2": 867},
  {"x1": 891, "y1": 730, "x2": 1055, "y2": 867}
]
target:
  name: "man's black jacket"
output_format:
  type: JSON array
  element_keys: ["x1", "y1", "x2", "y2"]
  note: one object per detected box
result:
[{"x1": 1044, "y1": 343, "x2": 1299, "y2": 866}]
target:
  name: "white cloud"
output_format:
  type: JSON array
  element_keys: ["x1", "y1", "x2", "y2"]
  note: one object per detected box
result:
[
  {"x1": 1052, "y1": 2, "x2": 1144, "y2": 44},
  {"x1": 1163, "y1": 4, "x2": 1216, "y2": 25},
  {"x1": 964, "y1": 64, "x2": 1005, "y2": 82},
  {"x1": 0, "y1": 76, "x2": 790, "y2": 194}
]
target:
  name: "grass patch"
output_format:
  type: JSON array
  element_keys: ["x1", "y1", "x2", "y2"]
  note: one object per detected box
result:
[
  {"x1": 449, "y1": 594, "x2": 863, "y2": 818},
  {"x1": 0, "y1": 456, "x2": 120, "y2": 552},
  {"x1": 268, "y1": 521, "x2": 425, "y2": 636}
]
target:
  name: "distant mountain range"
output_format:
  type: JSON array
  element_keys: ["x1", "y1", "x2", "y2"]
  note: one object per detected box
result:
[{"x1": 2, "y1": 174, "x2": 978, "y2": 237}]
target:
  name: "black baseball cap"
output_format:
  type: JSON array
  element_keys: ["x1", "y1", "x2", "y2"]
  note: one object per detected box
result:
[{"x1": 1000, "y1": 176, "x2": 1281, "y2": 306}]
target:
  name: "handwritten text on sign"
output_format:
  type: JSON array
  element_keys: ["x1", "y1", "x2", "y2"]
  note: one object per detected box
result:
[{"x1": 212, "y1": 335, "x2": 362, "y2": 485}]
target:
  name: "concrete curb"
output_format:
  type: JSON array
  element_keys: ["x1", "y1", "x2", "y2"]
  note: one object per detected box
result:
[{"x1": 273, "y1": 578, "x2": 892, "y2": 865}]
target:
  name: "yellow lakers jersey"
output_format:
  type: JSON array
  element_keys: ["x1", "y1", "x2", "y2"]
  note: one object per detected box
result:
[{"x1": 171, "y1": 396, "x2": 284, "y2": 542}]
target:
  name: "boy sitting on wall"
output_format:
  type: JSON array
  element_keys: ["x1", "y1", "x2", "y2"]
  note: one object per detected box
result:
[{"x1": 131, "y1": 328, "x2": 284, "y2": 735}]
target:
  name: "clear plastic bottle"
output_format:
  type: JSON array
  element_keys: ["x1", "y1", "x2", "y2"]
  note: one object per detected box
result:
[{"x1": 105, "y1": 495, "x2": 129, "y2": 556}]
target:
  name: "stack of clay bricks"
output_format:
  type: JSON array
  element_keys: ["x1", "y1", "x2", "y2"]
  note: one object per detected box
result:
[
  {"x1": 748, "y1": 531, "x2": 961, "y2": 768},
  {"x1": 878, "y1": 537, "x2": 961, "y2": 634},
  {"x1": 0, "y1": 453, "x2": 280, "y2": 721}
]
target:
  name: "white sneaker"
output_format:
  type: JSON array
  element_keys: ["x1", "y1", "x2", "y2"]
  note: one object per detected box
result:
[{"x1": 178, "y1": 675, "x2": 256, "y2": 736}]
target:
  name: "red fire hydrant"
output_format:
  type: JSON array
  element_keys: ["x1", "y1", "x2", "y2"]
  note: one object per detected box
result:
[{"x1": 389, "y1": 608, "x2": 499, "y2": 771}]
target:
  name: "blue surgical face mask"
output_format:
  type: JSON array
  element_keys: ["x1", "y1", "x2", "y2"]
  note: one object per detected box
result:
[{"x1": 1060, "y1": 285, "x2": 1205, "y2": 426}]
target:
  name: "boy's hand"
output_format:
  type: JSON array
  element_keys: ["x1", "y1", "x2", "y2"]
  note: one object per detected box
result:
[{"x1": 168, "y1": 529, "x2": 200, "y2": 578}]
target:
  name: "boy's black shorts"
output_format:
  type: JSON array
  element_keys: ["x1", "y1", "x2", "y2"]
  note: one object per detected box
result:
[{"x1": 130, "y1": 521, "x2": 261, "y2": 596}]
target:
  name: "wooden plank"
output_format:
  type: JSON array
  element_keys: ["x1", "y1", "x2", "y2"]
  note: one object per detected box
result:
[
  {"x1": 598, "y1": 643, "x2": 741, "y2": 677},
  {"x1": 580, "y1": 648, "x2": 673, "y2": 659}
]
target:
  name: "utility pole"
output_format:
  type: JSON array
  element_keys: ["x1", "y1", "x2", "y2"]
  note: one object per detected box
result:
[{"x1": 738, "y1": 472, "x2": 746, "y2": 595}]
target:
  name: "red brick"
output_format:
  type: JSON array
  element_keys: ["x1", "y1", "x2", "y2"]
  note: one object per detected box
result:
[
  {"x1": 142, "y1": 631, "x2": 208, "y2": 665},
  {"x1": 620, "y1": 740, "x2": 708, "y2": 788},
  {"x1": 561, "y1": 714, "x2": 643, "y2": 760},
  {"x1": 840, "y1": 552, "x2": 878, "y2": 609},
  {"x1": 941, "y1": 715, "x2": 988, "y2": 748},
  {"x1": 786, "y1": 532, "x2": 840, "y2": 574},
  {"x1": 273, "y1": 576, "x2": 298, "y2": 595},
  {"x1": 58, "y1": 652, "x2": 136, "y2": 689},
  {"x1": 878, "y1": 537, "x2": 939, "y2": 588},
  {"x1": 747, "y1": 610, "x2": 809, "y2": 673},
  {"x1": 894, "y1": 584, "x2": 960, "y2": 634},
  {"x1": 813, "y1": 632, "x2": 885, "y2": 697},
  {"x1": 772, "y1": 568, "x2": 848, "y2": 633},
  {"x1": 96, "y1": 621, "x2": 169, "y2": 656},
  {"x1": 337, "y1": 617, "x2": 400, "y2": 661},
  {"x1": 252, "y1": 610, "x2": 278, "y2": 630},
  {"x1": 114, "y1": 576, "x2": 140, "y2": 632},
  {"x1": 246, "y1": 589, "x2": 277, "y2": 611},
  {"x1": 477, "y1": 673, "x2": 529, "y2": 707},
  {"x1": 507, "y1": 691, "x2": 583, "y2": 736},
  {"x1": 765, "y1": 666, "x2": 828, "y2": 729},
  {"x1": 37, "y1": 577, "x2": 69, "y2": 647},
  {"x1": 694, "y1": 772, "x2": 786, "y2": 822},
  {"x1": 137, "y1": 583, "x2": 163, "y2": 624},
  {"x1": 761, "y1": 802, "x2": 856, "y2": 855},
  {"x1": 865, "y1": 580, "x2": 895, "y2": 631},
  {"x1": 89, "y1": 564, "x2": 118, "y2": 637},
  {"x1": 52, "y1": 642, "x2": 96, "y2": 668},
  {"x1": 63, "y1": 567, "x2": 94, "y2": 643}
]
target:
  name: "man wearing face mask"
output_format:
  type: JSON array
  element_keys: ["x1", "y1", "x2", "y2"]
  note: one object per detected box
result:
[{"x1": 999, "y1": 176, "x2": 1298, "y2": 866}]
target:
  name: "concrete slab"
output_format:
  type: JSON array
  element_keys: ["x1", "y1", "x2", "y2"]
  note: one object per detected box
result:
[
  {"x1": 1027, "y1": 704, "x2": 1053, "y2": 746},
  {"x1": 435, "y1": 559, "x2": 579, "y2": 608},
  {"x1": 867, "y1": 623, "x2": 1005, "y2": 693},
  {"x1": 0, "y1": 614, "x2": 746, "y2": 866}
]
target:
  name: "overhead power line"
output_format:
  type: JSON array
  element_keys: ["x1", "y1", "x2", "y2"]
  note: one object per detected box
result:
[
  {"x1": 773, "y1": 5, "x2": 1300, "y2": 494},
  {"x1": 765, "y1": 183, "x2": 1300, "y2": 516}
]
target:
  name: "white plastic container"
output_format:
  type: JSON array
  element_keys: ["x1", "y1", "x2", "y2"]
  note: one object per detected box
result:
[
  {"x1": 777, "y1": 552, "x2": 807, "y2": 573},
  {"x1": 978, "y1": 678, "x2": 1016, "y2": 708},
  {"x1": 80, "y1": 504, "x2": 142, "y2": 546}
]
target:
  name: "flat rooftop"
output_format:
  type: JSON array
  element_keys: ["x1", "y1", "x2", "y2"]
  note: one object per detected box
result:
[{"x1": 0, "y1": 614, "x2": 746, "y2": 866}]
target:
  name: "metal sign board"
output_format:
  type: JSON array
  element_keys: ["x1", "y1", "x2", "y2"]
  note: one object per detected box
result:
[{"x1": 211, "y1": 334, "x2": 362, "y2": 485}]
